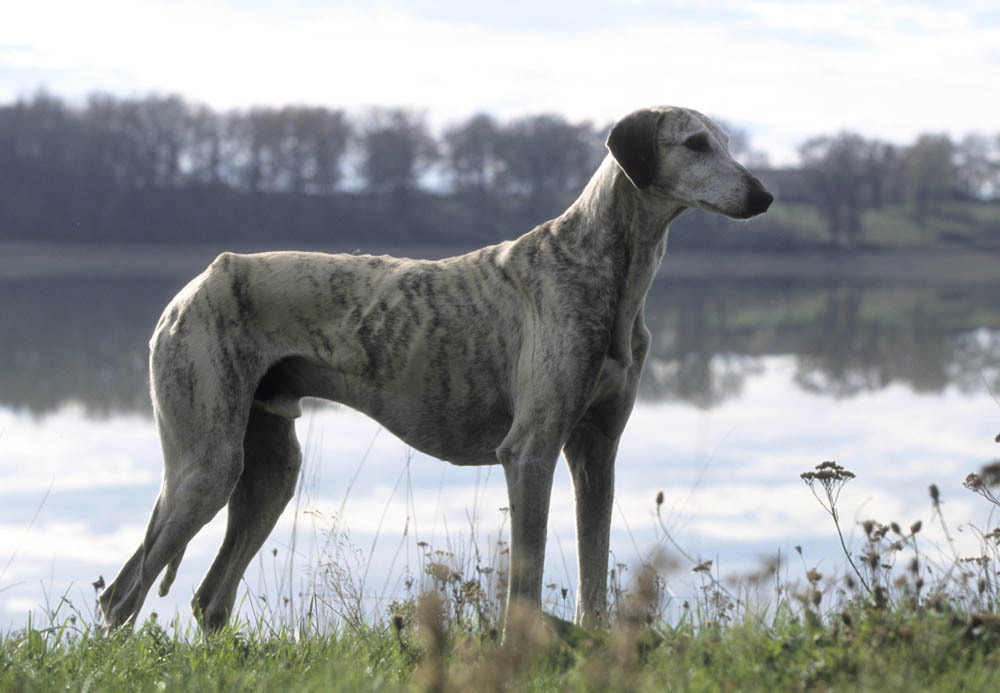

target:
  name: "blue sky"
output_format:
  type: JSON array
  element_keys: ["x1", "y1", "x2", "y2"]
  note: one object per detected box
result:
[{"x1": 2, "y1": 0, "x2": 998, "y2": 162}]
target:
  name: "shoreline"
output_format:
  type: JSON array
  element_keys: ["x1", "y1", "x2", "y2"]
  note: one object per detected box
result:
[{"x1": 1, "y1": 241, "x2": 998, "y2": 284}]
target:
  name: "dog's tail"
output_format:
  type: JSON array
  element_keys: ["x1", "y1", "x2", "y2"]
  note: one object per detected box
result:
[{"x1": 157, "y1": 548, "x2": 186, "y2": 597}]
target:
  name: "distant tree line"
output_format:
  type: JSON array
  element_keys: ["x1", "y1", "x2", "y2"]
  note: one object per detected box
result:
[
  {"x1": 793, "y1": 130, "x2": 1000, "y2": 243},
  {"x1": 1, "y1": 91, "x2": 997, "y2": 247}
]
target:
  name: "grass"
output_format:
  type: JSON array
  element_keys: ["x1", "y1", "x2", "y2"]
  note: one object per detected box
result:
[
  {"x1": 4, "y1": 579, "x2": 1000, "y2": 691},
  {"x1": 5, "y1": 450, "x2": 1000, "y2": 690}
]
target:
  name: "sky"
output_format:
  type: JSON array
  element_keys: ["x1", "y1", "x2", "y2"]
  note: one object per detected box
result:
[{"x1": 1, "y1": 0, "x2": 998, "y2": 164}]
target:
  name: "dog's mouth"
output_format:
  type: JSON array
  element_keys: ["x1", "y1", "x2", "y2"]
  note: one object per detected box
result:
[
  {"x1": 697, "y1": 190, "x2": 773, "y2": 220},
  {"x1": 696, "y1": 199, "x2": 728, "y2": 216}
]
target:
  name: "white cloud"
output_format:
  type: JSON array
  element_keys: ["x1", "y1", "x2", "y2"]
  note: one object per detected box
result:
[
  {"x1": 0, "y1": 404, "x2": 160, "y2": 495},
  {"x1": 0, "y1": 521, "x2": 146, "y2": 565}
]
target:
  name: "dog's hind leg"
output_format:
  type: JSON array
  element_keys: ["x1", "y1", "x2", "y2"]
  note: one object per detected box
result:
[
  {"x1": 191, "y1": 406, "x2": 302, "y2": 631},
  {"x1": 100, "y1": 433, "x2": 244, "y2": 630}
]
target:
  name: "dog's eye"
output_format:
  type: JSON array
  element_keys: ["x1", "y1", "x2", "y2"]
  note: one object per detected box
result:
[{"x1": 683, "y1": 134, "x2": 710, "y2": 153}]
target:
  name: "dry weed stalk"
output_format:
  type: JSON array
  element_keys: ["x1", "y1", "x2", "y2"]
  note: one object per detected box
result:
[
  {"x1": 800, "y1": 461, "x2": 872, "y2": 596},
  {"x1": 653, "y1": 489, "x2": 737, "y2": 612}
]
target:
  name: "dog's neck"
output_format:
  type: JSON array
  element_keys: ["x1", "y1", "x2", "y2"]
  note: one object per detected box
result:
[{"x1": 552, "y1": 156, "x2": 686, "y2": 364}]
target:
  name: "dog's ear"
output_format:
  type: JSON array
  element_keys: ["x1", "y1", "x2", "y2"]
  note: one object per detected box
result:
[{"x1": 606, "y1": 108, "x2": 663, "y2": 190}]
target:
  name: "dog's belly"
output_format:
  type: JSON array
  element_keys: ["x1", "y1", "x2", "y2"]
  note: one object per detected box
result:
[{"x1": 254, "y1": 355, "x2": 512, "y2": 466}]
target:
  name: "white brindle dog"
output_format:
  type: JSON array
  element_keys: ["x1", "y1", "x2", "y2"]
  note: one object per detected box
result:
[{"x1": 101, "y1": 105, "x2": 773, "y2": 632}]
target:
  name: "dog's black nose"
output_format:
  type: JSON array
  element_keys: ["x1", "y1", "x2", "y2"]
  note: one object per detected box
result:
[{"x1": 747, "y1": 184, "x2": 774, "y2": 216}]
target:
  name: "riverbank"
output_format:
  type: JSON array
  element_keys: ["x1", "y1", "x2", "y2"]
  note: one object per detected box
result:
[{"x1": 2, "y1": 241, "x2": 999, "y2": 285}]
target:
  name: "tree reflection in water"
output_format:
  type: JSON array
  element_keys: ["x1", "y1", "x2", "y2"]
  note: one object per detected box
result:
[{"x1": 2, "y1": 271, "x2": 999, "y2": 417}]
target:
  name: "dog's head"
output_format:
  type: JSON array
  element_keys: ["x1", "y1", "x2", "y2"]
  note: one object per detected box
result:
[{"x1": 606, "y1": 106, "x2": 773, "y2": 219}]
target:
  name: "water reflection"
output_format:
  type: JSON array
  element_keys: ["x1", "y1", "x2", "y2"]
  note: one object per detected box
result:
[
  {"x1": 2, "y1": 248, "x2": 999, "y2": 631},
  {"x1": 641, "y1": 280, "x2": 1000, "y2": 406},
  {"x1": 2, "y1": 270, "x2": 999, "y2": 416}
]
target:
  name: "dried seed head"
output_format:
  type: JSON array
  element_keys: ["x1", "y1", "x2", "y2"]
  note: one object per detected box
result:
[
  {"x1": 965, "y1": 473, "x2": 985, "y2": 492},
  {"x1": 862, "y1": 519, "x2": 876, "y2": 538},
  {"x1": 979, "y1": 578, "x2": 987, "y2": 594},
  {"x1": 795, "y1": 545, "x2": 802, "y2": 556},
  {"x1": 426, "y1": 562, "x2": 451, "y2": 582},
  {"x1": 392, "y1": 613, "x2": 404, "y2": 633},
  {"x1": 863, "y1": 549, "x2": 881, "y2": 569},
  {"x1": 656, "y1": 490, "x2": 664, "y2": 507},
  {"x1": 929, "y1": 484, "x2": 940, "y2": 505},
  {"x1": 811, "y1": 589, "x2": 822, "y2": 607},
  {"x1": 801, "y1": 461, "x2": 856, "y2": 486},
  {"x1": 909, "y1": 557, "x2": 919, "y2": 575},
  {"x1": 890, "y1": 522, "x2": 902, "y2": 535},
  {"x1": 910, "y1": 520, "x2": 922, "y2": 535},
  {"x1": 995, "y1": 433, "x2": 999, "y2": 443},
  {"x1": 873, "y1": 584, "x2": 888, "y2": 610},
  {"x1": 806, "y1": 569, "x2": 823, "y2": 585}
]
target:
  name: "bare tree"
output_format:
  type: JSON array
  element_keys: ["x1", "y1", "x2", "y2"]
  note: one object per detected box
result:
[
  {"x1": 134, "y1": 95, "x2": 189, "y2": 187},
  {"x1": 84, "y1": 94, "x2": 153, "y2": 188},
  {"x1": 184, "y1": 104, "x2": 227, "y2": 186},
  {"x1": 953, "y1": 133, "x2": 999, "y2": 200},
  {"x1": 494, "y1": 114, "x2": 600, "y2": 212},
  {"x1": 295, "y1": 107, "x2": 351, "y2": 195},
  {"x1": 443, "y1": 112, "x2": 500, "y2": 195},
  {"x1": 798, "y1": 133, "x2": 872, "y2": 244},
  {"x1": 358, "y1": 107, "x2": 437, "y2": 194},
  {"x1": 903, "y1": 134, "x2": 955, "y2": 223}
]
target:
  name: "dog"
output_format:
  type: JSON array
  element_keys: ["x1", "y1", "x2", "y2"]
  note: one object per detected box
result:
[{"x1": 100, "y1": 105, "x2": 772, "y2": 632}]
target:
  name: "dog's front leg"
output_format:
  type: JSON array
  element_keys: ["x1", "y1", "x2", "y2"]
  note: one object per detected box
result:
[
  {"x1": 498, "y1": 433, "x2": 560, "y2": 631},
  {"x1": 563, "y1": 422, "x2": 619, "y2": 628}
]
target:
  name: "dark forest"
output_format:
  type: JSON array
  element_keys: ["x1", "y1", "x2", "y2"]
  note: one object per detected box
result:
[{"x1": 2, "y1": 91, "x2": 998, "y2": 250}]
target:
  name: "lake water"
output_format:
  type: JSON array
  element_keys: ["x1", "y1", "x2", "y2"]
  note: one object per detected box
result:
[{"x1": 1, "y1": 243, "x2": 998, "y2": 631}]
